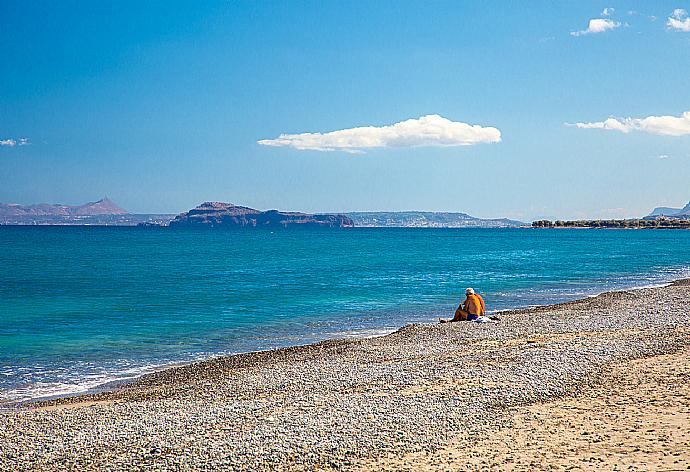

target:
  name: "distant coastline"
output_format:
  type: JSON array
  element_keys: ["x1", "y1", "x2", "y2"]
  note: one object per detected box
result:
[
  {"x1": 0, "y1": 199, "x2": 527, "y2": 228},
  {"x1": 0, "y1": 214, "x2": 176, "y2": 226},
  {"x1": 0, "y1": 198, "x2": 174, "y2": 226},
  {"x1": 3, "y1": 197, "x2": 690, "y2": 228},
  {"x1": 532, "y1": 219, "x2": 690, "y2": 229},
  {"x1": 346, "y1": 211, "x2": 524, "y2": 228}
]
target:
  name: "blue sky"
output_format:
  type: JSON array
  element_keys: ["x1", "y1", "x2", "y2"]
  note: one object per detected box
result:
[{"x1": 1, "y1": 1, "x2": 689, "y2": 220}]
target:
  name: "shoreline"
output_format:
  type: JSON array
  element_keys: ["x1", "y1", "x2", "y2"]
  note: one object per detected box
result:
[
  {"x1": 0, "y1": 325, "x2": 404, "y2": 408},
  {"x1": 2, "y1": 276, "x2": 686, "y2": 407},
  {"x1": 2, "y1": 279, "x2": 689, "y2": 470}
]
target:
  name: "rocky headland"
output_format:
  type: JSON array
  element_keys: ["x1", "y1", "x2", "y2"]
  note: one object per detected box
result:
[{"x1": 168, "y1": 202, "x2": 354, "y2": 229}]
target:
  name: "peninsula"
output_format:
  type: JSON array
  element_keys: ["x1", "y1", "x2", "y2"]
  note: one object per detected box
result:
[{"x1": 168, "y1": 202, "x2": 354, "y2": 228}]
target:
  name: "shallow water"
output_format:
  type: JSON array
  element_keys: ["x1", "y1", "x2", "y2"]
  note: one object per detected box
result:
[{"x1": 1, "y1": 226, "x2": 689, "y2": 402}]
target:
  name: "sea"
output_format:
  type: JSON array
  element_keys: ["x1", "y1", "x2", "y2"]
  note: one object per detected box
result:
[{"x1": 1, "y1": 226, "x2": 689, "y2": 404}]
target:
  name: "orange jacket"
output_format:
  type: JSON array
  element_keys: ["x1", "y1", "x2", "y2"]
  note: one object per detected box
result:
[{"x1": 463, "y1": 293, "x2": 485, "y2": 316}]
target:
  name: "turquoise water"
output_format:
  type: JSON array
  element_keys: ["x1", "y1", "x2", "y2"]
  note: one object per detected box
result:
[{"x1": 1, "y1": 226, "x2": 689, "y2": 402}]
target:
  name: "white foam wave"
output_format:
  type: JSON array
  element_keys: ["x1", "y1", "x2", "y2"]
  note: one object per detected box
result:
[{"x1": 0, "y1": 361, "x2": 180, "y2": 405}]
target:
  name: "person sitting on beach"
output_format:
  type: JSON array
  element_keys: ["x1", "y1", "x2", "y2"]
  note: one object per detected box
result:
[{"x1": 439, "y1": 288, "x2": 485, "y2": 323}]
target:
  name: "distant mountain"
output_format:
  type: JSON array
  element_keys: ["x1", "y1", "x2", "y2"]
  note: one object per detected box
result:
[
  {"x1": 169, "y1": 202, "x2": 354, "y2": 228},
  {"x1": 0, "y1": 198, "x2": 175, "y2": 226},
  {"x1": 0, "y1": 197, "x2": 128, "y2": 217},
  {"x1": 676, "y1": 201, "x2": 690, "y2": 217},
  {"x1": 645, "y1": 201, "x2": 690, "y2": 219},
  {"x1": 346, "y1": 211, "x2": 524, "y2": 228},
  {"x1": 648, "y1": 206, "x2": 681, "y2": 217},
  {"x1": 72, "y1": 197, "x2": 129, "y2": 216}
]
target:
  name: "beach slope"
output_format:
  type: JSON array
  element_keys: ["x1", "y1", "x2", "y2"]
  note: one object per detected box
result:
[{"x1": 1, "y1": 280, "x2": 689, "y2": 471}]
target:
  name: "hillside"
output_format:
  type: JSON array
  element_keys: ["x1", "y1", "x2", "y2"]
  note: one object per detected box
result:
[
  {"x1": 0, "y1": 197, "x2": 127, "y2": 217},
  {"x1": 0, "y1": 198, "x2": 174, "y2": 226},
  {"x1": 645, "y1": 201, "x2": 690, "y2": 220}
]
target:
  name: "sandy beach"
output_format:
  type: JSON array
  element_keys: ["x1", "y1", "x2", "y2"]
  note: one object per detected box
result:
[{"x1": 1, "y1": 280, "x2": 689, "y2": 471}]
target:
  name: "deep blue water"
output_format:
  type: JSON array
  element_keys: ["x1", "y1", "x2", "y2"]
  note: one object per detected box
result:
[{"x1": 1, "y1": 226, "x2": 689, "y2": 402}]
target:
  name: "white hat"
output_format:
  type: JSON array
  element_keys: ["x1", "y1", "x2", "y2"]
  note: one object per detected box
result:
[{"x1": 465, "y1": 288, "x2": 475, "y2": 295}]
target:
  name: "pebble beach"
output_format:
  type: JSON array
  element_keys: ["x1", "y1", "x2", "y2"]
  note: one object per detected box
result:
[{"x1": 1, "y1": 280, "x2": 689, "y2": 471}]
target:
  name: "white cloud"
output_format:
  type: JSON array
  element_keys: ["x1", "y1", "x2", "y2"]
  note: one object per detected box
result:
[
  {"x1": 569, "y1": 111, "x2": 690, "y2": 136},
  {"x1": 0, "y1": 137, "x2": 29, "y2": 147},
  {"x1": 570, "y1": 118, "x2": 631, "y2": 133},
  {"x1": 258, "y1": 115, "x2": 501, "y2": 153},
  {"x1": 667, "y1": 8, "x2": 690, "y2": 31},
  {"x1": 571, "y1": 18, "x2": 621, "y2": 36},
  {"x1": 602, "y1": 7, "x2": 615, "y2": 16}
]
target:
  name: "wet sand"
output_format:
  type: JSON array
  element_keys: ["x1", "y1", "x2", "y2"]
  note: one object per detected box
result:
[{"x1": 1, "y1": 280, "x2": 689, "y2": 471}]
